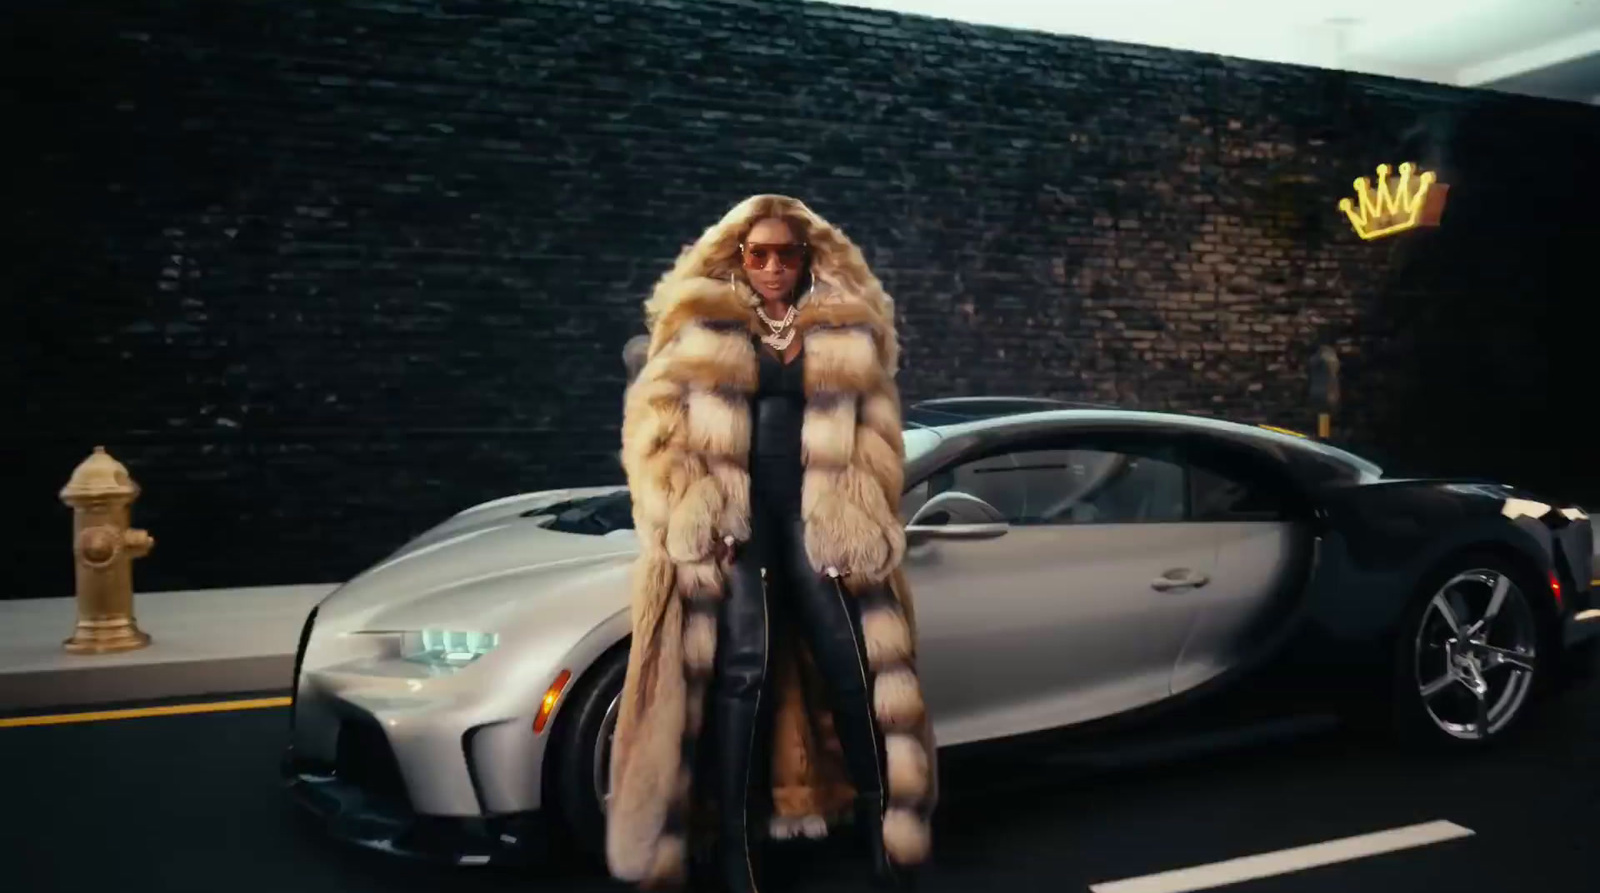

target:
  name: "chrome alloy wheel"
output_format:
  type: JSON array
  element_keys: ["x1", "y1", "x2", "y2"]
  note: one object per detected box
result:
[
  {"x1": 1414, "y1": 568, "x2": 1539, "y2": 740},
  {"x1": 594, "y1": 692, "x2": 621, "y2": 812}
]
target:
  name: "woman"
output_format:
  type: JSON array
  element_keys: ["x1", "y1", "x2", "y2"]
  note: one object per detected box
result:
[{"x1": 606, "y1": 195, "x2": 937, "y2": 892}]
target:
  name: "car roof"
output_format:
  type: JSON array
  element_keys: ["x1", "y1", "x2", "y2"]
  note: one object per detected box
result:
[
  {"x1": 903, "y1": 396, "x2": 1111, "y2": 426},
  {"x1": 904, "y1": 400, "x2": 1384, "y2": 485}
]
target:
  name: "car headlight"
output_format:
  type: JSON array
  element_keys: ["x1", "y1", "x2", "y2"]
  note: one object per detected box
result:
[{"x1": 399, "y1": 629, "x2": 499, "y2": 667}]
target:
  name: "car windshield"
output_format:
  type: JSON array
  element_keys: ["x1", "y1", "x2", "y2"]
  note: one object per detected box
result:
[{"x1": 529, "y1": 490, "x2": 635, "y2": 536}]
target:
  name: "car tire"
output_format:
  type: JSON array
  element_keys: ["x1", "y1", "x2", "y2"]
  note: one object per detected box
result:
[
  {"x1": 547, "y1": 644, "x2": 629, "y2": 865},
  {"x1": 1390, "y1": 551, "x2": 1553, "y2": 748}
]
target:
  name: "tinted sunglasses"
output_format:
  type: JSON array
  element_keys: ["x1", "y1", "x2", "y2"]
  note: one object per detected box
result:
[{"x1": 740, "y1": 241, "x2": 808, "y2": 271}]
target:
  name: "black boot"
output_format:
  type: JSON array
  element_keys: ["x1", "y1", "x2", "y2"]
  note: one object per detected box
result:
[
  {"x1": 710, "y1": 555, "x2": 773, "y2": 893},
  {"x1": 711, "y1": 694, "x2": 767, "y2": 893},
  {"x1": 856, "y1": 793, "x2": 917, "y2": 891}
]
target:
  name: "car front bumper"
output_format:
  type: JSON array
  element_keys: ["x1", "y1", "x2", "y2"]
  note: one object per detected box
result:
[
  {"x1": 286, "y1": 608, "x2": 570, "y2": 819},
  {"x1": 281, "y1": 748, "x2": 554, "y2": 866}
]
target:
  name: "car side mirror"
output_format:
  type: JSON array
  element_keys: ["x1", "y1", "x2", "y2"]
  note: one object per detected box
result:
[{"x1": 905, "y1": 491, "x2": 1011, "y2": 545}]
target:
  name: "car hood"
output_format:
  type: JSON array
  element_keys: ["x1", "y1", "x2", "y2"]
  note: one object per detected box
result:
[
  {"x1": 317, "y1": 487, "x2": 638, "y2": 632},
  {"x1": 397, "y1": 485, "x2": 630, "y2": 553}
]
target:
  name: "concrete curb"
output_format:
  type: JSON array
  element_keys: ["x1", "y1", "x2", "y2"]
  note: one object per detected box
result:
[{"x1": 0, "y1": 584, "x2": 337, "y2": 710}]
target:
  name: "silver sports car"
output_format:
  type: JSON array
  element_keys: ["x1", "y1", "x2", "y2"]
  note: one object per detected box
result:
[{"x1": 282, "y1": 398, "x2": 1599, "y2": 866}]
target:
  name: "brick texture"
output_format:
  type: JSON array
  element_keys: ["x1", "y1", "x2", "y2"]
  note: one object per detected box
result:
[{"x1": 7, "y1": 0, "x2": 1599, "y2": 598}]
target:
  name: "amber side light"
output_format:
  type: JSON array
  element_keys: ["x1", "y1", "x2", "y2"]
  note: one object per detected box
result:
[
  {"x1": 1549, "y1": 572, "x2": 1562, "y2": 609},
  {"x1": 533, "y1": 669, "x2": 573, "y2": 734}
]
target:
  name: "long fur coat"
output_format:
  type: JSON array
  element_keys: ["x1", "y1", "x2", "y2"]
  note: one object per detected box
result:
[{"x1": 605, "y1": 196, "x2": 938, "y2": 888}]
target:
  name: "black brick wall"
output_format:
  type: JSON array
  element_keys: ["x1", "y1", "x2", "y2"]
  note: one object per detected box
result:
[{"x1": 8, "y1": 0, "x2": 1599, "y2": 598}]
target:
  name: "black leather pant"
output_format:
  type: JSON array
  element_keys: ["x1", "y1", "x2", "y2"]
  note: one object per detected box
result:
[{"x1": 711, "y1": 463, "x2": 887, "y2": 891}]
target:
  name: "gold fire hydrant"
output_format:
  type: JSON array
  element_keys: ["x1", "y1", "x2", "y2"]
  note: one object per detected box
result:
[{"x1": 61, "y1": 446, "x2": 154, "y2": 654}]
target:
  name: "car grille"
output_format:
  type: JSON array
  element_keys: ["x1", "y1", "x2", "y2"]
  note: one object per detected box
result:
[{"x1": 335, "y1": 717, "x2": 411, "y2": 808}]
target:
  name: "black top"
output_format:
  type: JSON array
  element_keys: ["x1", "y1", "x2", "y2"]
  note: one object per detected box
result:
[{"x1": 750, "y1": 343, "x2": 806, "y2": 517}]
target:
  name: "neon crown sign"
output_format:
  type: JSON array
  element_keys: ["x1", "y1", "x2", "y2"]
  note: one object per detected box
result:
[{"x1": 1338, "y1": 162, "x2": 1449, "y2": 241}]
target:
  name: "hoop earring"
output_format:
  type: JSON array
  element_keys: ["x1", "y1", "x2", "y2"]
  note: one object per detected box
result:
[{"x1": 802, "y1": 270, "x2": 821, "y2": 305}]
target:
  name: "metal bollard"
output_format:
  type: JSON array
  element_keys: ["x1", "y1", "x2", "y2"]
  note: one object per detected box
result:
[{"x1": 61, "y1": 446, "x2": 155, "y2": 654}]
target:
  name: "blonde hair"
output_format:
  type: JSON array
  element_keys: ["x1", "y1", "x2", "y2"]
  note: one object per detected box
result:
[{"x1": 643, "y1": 194, "x2": 895, "y2": 330}]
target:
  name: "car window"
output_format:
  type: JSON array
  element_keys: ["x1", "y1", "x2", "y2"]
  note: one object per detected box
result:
[
  {"x1": 1187, "y1": 454, "x2": 1293, "y2": 522},
  {"x1": 926, "y1": 442, "x2": 1186, "y2": 525}
]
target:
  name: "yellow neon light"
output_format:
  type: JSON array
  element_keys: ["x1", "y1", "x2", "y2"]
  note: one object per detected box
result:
[
  {"x1": 1258, "y1": 425, "x2": 1308, "y2": 438},
  {"x1": 1338, "y1": 162, "x2": 1449, "y2": 241}
]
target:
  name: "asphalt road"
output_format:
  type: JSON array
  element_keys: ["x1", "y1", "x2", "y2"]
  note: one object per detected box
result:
[{"x1": 5, "y1": 676, "x2": 1598, "y2": 893}]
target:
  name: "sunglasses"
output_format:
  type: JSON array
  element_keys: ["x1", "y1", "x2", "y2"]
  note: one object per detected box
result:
[{"x1": 740, "y1": 241, "x2": 808, "y2": 271}]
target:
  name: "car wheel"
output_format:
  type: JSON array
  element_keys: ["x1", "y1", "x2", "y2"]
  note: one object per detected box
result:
[
  {"x1": 548, "y1": 645, "x2": 628, "y2": 863},
  {"x1": 1391, "y1": 552, "x2": 1549, "y2": 747}
]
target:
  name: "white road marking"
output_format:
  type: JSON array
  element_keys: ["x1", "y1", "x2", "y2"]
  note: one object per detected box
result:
[{"x1": 1088, "y1": 820, "x2": 1475, "y2": 893}]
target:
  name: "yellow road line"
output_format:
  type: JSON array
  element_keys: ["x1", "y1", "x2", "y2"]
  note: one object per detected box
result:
[{"x1": 0, "y1": 696, "x2": 291, "y2": 729}]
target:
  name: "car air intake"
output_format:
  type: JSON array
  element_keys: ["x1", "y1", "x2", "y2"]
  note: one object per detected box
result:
[{"x1": 335, "y1": 718, "x2": 411, "y2": 809}]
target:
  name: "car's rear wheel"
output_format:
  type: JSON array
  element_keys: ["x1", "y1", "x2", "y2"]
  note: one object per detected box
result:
[
  {"x1": 548, "y1": 646, "x2": 628, "y2": 863},
  {"x1": 1391, "y1": 553, "x2": 1549, "y2": 747}
]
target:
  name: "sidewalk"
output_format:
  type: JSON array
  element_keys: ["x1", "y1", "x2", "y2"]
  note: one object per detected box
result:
[{"x1": 0, "y1": 584, "x2": 337, "y2": 711}]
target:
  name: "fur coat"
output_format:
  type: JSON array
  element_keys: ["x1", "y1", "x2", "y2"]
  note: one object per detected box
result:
[{"x1": 605, "y1": 197, "x2": 937, "y2": 888}]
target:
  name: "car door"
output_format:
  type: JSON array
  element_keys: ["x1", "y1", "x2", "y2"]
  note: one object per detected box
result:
[
  {"x1": 1168, "y1": 439, "x2": 1312, "y2": 695},
  {"x1": 902, "y1": 432, "x2": 1217, "y2": 748}
]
